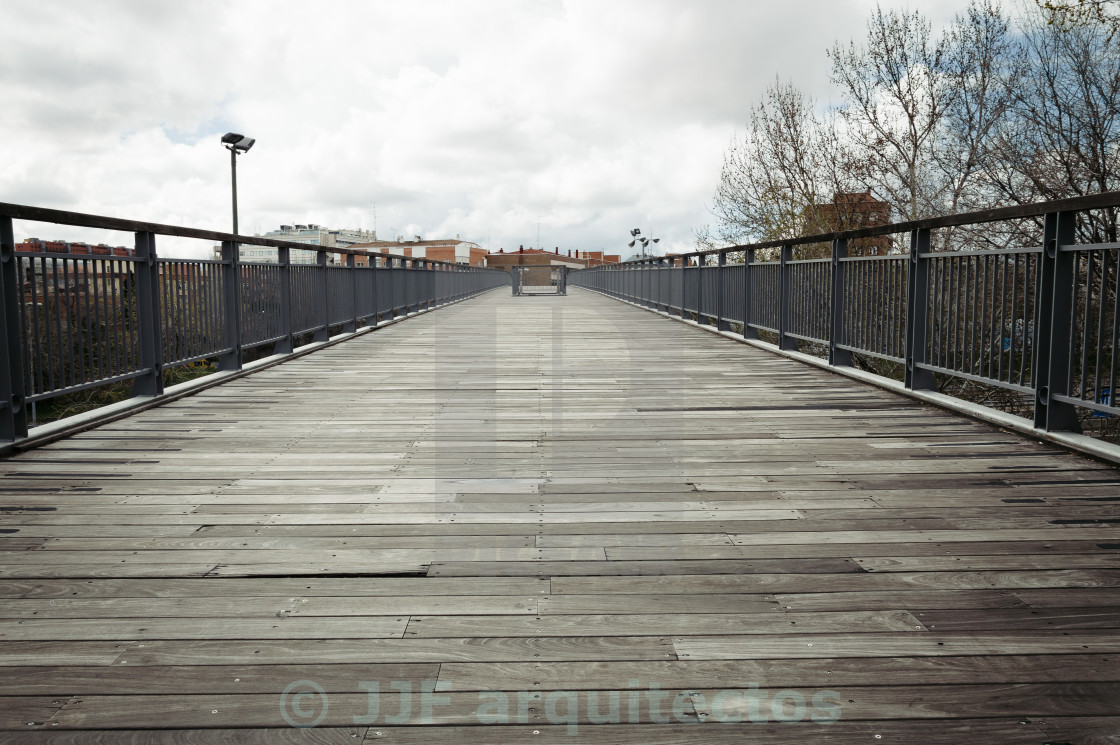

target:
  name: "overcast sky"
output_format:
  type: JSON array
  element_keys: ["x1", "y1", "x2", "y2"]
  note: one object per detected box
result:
[{"x1": 1, "y1": 0, "x2": 975, "y2": 258}]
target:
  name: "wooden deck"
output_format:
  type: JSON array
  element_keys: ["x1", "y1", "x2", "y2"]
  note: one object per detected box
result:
[{"x1": 1, "y1": 288, "x2": 1119, "y2": 743}]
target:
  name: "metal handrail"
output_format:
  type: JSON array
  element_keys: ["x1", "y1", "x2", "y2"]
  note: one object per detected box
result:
[
  {"x1": 607, "y1": 191, "x2": 1120, "y2": 264},
  {"x1": 571, "y1": 192, "x2": 1120, "y2": 439},
  {"x1": 0, "y1": 201, "x2": 478, "y2": 264},
  {"x1": 0, "y1": 203, "x2": 509, "y2": 443}
]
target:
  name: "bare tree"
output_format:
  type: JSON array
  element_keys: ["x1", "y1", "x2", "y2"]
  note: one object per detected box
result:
[
  {"x1": 828, "y1": 6, "x2": 951, "y2": 221},
  {"x1": 937, "y1": 1, "x2": 1019, "y2": 215},
  {"x1": 1039, "y1": 0, "x2": 1120, "y2": 39},
  {"x1": 708, "y1": 78, "x2": 856, "y2": 247},
  {"x1": 704, "y1": 0, "x2": 1117, "y2": 248},
  {"x1": 983, "y1": 7, "x2": 1120, "y2": 242}
]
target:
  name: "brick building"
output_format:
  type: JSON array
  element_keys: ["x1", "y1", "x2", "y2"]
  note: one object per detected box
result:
[
  {"x1": 17, "y1": 239, "x2": 133, "y2": 257},
  {"x1": 485, "y1": 247, "x2": 620, "y2": 274},
  {"x1": 348, "y1": 237, "x2": 487, "y2": 267},
  {"x1": 810, "y1": 190, "x2": 892, "y2": 255}
]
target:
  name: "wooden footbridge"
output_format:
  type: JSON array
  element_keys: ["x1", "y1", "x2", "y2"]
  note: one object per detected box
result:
[{"x1": 0, "y1": 198, "x2": 1119, "y2": 742}]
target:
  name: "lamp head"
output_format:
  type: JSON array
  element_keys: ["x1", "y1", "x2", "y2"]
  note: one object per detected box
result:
[{"x1": 221, "y1": 133, "x2": 256, "y2": 153}]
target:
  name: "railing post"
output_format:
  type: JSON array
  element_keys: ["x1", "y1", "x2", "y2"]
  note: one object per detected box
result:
[
  {"x1": 717, "y1": 251, "x2": 731, "y2": 331},
  {"x1": 219, "y1": 240, "x2": 242, "y2": 371},
  {"x1": 315, "y1": 250, "x2": 329, "y2": 342},
  {"x1": 131, "y1": 231, "x2": 165, "y2": 396},
  {"x1": 658, "y1": 255, "x2": 667, "y2": 306},
  {"x1": 904, "y1": 229, "x2": 934, "y2": 390},
  {"x1": 404, "y1": 259, "x2": 414, "y2": 312},
  {"x1": 829, "y1": 238, "x2": 851, "y2": 366},
  {"x1": 679, "y1": 258, "x2": 689, "y2": 319},
  {"x1": 276, "y1": 246, "x2": 293, "y2": 354},
  {"x1": 343, "y1": 253, "x2": 357, "y2": 333},
  {"x1": 425, "y1": 261, "x2": 434, "y2": 309},
  {"x1": 695, "y1": 255, "x2": 704, "y2": 324},
  {"x1": 663, "y1": 257, "x2": 670, "y2": 310},
  {"x1": 778, "y1": 244, "x2": 797, "y2": 351},
  {"x1": 743, "y1": 249, "x2": 758, "y2": 340},
  {"x1": 0, "y1": 217, "x2": 28, "y2": 440},
  {"x1": 385, "y1": 257, "x2": 396, "y2": 320},
  {"x1": 1033, "y1": 211, "x2": 1081, "y2": 432}
]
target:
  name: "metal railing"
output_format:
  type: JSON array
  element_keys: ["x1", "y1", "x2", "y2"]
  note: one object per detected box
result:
[
  {"x1": 570, "y1": 192, "x2": 1120, "y2": 437},
  {"x1": 0, "y1": 202, "x2": 509, "y2": 443},
  {"x1": 512, "y1": 266, "x2": 568, "y2": 296}
]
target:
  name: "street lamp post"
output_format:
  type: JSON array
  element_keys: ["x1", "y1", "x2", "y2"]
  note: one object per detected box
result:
[
  {"x1": 220, "y1": 133, "x2": 256, "y2": 235},
  {"x1": 628, "y1": 227, "x2": 660, "y2": 258}
]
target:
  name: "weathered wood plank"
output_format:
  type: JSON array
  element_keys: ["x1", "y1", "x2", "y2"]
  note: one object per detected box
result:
[
  {"x1": 112, "y1": 637, "x2": 679, "y2": 665},
  {"x1": 0, "y1": 577, "x2": 550, "y2": 599},
  {"x1": 402, "y1": 610, "x2": 923, "y2": 638},
  {"x1": 0, "y1": 663, "x2": 438, "y2": 694},
  {"x1": 2, "y1": 288, "x2": 1119, "y2": 740},
  {"x1": 435, "y1": 654, "x2": 1120, "y2": 690},
  {"x1": 308, "y1": 722, "x2": 1049, "y2": 745},
  {"x1": 673, "y1": 632, "x2": 1120, "y2": 659},
  {"x1": 0, "y1": 616, "x2": 409, "y2": 641},
  {"x1": 0, "y1": 730, "x2": 365, "y2": 744},
  {"x1": 551, "y1": 570, "x2": 1120, "y2": 594}
]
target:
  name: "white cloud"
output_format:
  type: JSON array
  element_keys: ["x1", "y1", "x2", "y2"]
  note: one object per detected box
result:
[{"x1": 0, "y1": 0, "x2": 975, "y2": 258}]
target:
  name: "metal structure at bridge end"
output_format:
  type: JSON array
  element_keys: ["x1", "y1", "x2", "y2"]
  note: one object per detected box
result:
[{"x1": 512, "y1": 265, "x2": 567, "y2": 296}]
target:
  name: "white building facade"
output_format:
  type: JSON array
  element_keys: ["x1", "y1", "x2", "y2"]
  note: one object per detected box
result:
[{"x1": 219, "y1": 225, "x2": 380, "y2": 264}]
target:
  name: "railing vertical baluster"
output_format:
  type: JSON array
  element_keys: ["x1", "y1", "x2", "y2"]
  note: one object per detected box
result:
[
  {"x1": 276, "y1": 247, "x2": 293, "y2": 353},
  {"x1": 424, "y1": 261, "x2": 433, "y2": 310},
  {"x1": 131, "y1": 232, "x2": 164, "y2": 395},
  {"x1": 829, "y1": 238, "x2": 851, "y2": 366},
  {"x1": 743, "y1": 248, "x2": 758, "y2": 340},
  {"x1": 1109, "y1": 248, "x2": 1120, "y2": 403},
  {"x1": 717, "y1": 252, "x2": 731, "y2": 331},
  {"x1": 778, "y1": 244, "x2": 797, "y2": 351},
  {"x1": 1093, "y1": 249, "x2": 1107, "y2": 403},
  {"x1": 369, "y1": 255, "x2": 378, "y2": 322},
  {"x1": 1033, "y1": 211, "x2": 1081, "y2": 431},
  {"x1": 60, "y1": 256, "x2": 75, "y2": 388},
  {"x1": 0, "y1": 217, "x2": 28, "y2": 440},
  {"x1": 343, "y1": 253, "x2": 357, "y2": 333},
  {"x1": 904, "y1": 228, "x2": 934, "y2": 390},
  {"x1": 695, "y1": 255, "x2": 704, "y2": 324},
  {"x1": 316, "y1": 250, "x2": 329, "y2": 342},
  {"x1": 387, "y1": 257, "x2": 396, "y2": 318},
  {"x1": 403, "y1": 258, "x2": 412, "y2": 312},
  {"x1": 219, "y1": 240, "x2": 242, "y2": 371},
  {"x1": 679, "y1": 258, "x2": 688, "y2": 320}
]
